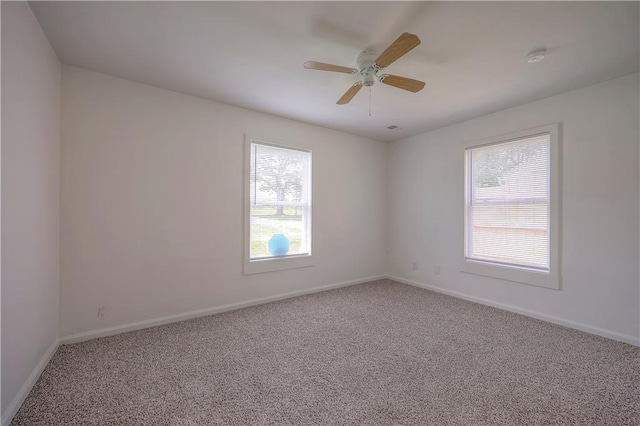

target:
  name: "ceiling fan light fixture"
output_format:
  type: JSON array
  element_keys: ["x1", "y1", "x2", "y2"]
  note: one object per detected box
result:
[{"x1": 363, "y1": 73, "x2": 375, "y2": 87}]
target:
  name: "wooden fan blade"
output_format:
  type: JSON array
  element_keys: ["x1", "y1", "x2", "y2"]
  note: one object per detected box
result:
[
  {"x1": 381, "y1": 75, "x2": 425, "y2": 93},
  {"x1": 337, "y1": 83, "x2": 363, "y2": 105},
  {"x1": 304, "y1": 61, "x2": 357, "y2": 74},
  {"x1": 374, "y1": 33, "x2": 421, "y2": 69}
]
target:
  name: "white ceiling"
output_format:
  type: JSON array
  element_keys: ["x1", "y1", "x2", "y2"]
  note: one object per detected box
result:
[{"x1": 30, "y1": 1, "x2": 639, "y2": 142}]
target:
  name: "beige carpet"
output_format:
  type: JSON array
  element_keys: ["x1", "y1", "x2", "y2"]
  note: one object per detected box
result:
[{"x1": 11, "y1": 279, "x2": 640, "y2": 425}]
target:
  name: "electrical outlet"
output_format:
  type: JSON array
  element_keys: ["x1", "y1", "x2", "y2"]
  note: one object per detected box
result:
[
  {"x1": 97, "y1": 307, "x2": 106, "y2": 320},
  {"x1": 434, "y1": 265, "x2": 441, "y2": 275},
  {"x1": 412, "y1": 261, "x2": 418, "y2": 271}
]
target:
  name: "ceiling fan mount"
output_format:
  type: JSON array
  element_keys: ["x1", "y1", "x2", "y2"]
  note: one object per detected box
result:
[{"x1": 304, "y1": 33, "x2": 426, "y2": 105}]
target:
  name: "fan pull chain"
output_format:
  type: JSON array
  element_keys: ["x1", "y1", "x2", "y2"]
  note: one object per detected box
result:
[{"x1": 368, "y1": 87, "x2": 372, "y2": 117}]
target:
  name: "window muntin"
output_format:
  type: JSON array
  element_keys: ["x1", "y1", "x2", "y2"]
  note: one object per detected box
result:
[
  {"x1": 465, "y1": 133, "x2": 551, "y2": 271},
  {"x1": 249, "y1": 142, "x2": 311, "y2": 261}
]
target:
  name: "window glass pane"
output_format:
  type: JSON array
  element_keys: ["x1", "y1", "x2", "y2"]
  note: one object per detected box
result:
[
  {"x1": 466, "y1": 134, "x2": 550, "y2": 270},
  {"x1": 250, "y1": 143, "x2": 311, "y2": 260}
]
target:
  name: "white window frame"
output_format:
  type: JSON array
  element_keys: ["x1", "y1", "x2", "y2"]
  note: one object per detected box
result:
[
  {"x1": 461, "y1": 123, "x2": 561, "y2": 290},
  {"x1": 243, "y1": 134, "x2": 314, "y2": 275}
]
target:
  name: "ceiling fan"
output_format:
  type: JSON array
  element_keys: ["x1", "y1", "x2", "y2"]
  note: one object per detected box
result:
[{"x1": 304, "y1": 32, "x2": 425, "y2": 105}]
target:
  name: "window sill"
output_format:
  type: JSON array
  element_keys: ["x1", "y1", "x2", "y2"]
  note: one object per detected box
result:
[
  {"x1": 243, "y1": 254, "x2": 314, "y2": 275},
  {"x1": 460, "y1": 259, "x2": 560, "y2": 290}
]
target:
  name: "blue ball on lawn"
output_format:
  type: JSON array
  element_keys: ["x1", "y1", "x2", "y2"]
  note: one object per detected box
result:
[{"x1": 268, "y1": 234, "x2": 290, "y2": 256}]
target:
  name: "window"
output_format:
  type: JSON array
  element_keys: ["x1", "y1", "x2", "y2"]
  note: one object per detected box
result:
[
  {"x1": 244, "y1": 136, "x2": 312, "y2": 274},
  {"x1": 462, "y1": 124, "x2": 560, "y2": 289}
]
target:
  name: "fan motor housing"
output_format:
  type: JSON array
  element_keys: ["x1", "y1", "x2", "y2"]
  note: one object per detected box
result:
[{"x1": 357, "y1": 50, "x2": 379, "y2": 72}]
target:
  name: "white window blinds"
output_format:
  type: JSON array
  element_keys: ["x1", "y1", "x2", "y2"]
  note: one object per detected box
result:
[
  {"x1": 465, "y1": 133, "x2": 550, "y2": 271},
  {"x1": 249, "y1": 143, "x2": 311, "y2": 260}
]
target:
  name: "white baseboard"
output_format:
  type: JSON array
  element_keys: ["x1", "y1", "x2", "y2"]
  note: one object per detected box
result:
[
  {"x1": 387, "y1": 275, "x2": 640, "y2": 347},
  {"x1": 60, "y1": 275, "x2": 386, "y2": 345},
  {"x1": 7, "y1": 273, "x2": 635, "y2": 426},
  {"x1": 3, "y1": 275, "x2": 385, "y2": 425},
  {"x1": 1, "y1": 338, "x2": 60, "y2": 426}
]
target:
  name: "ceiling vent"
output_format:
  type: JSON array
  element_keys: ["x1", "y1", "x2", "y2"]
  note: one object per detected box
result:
[{"x1": 527, "y1": 49, "x2": 546, "y2": 63}]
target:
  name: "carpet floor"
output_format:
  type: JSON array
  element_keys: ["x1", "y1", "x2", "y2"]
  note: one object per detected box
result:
[{"x1": 11, "y1": 279, "x2": 640, "y2": 425}]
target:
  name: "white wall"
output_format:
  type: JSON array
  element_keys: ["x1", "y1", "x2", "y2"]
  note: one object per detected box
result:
[
  {"x1": 1, "y1": 2, "x2": 61, "y2": 417},
  {"x1": 60, "y1": 66, "x2": 387, "y2": 337},
  {"x1": 1, "y1": 5, "x2": 637, "y2": 420},
  {"x1": 388, "y1": 73, "x2": 640, "y2": 341}
]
